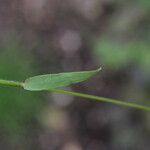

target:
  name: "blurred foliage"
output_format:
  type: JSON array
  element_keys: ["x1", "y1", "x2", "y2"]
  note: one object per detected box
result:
[
  {"x1": 94, "y1": 38, "x2": 150, "y2": 74},
  {"x1": 0, "y1": 40, "x2": 44, "y2": 136},
  {"x1": 0, "y1": 0, "x2": 150, "y2": 149},
  {"x1": 92, "y1": 1, "x2": 150, "y2": 148},
  {"x1": 136, "y1": 0, "x2": 150, "y2": 9}
]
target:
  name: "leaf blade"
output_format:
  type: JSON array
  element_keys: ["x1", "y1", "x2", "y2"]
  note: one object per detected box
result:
[{"x1": 23, "y1": 68, "x2": 101, "y2": 91}]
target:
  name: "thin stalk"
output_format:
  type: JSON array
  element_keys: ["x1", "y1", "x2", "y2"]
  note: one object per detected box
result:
[
  {"x1": 0, "y1": 79, "x2": 23, "y2": 88},
  {"x1": 49, "y1": 89, "x2": 150, "y2": 111}
]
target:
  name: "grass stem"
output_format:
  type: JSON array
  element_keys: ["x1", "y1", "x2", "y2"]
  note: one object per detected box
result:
[
  {"x1": 0, "y1": 79, "x2": 23, "y2": 88},
  {"x1": 49, "y1": 89, "x2": 150, "y2": 111}
]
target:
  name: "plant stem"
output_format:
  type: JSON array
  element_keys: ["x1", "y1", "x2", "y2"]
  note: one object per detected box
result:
[
  {"x1": 0, "y1": 79, "x2": 23, "y2": 88},
  {"x1": 49, "y1": 89, "x2": 150, "y2": 111}
]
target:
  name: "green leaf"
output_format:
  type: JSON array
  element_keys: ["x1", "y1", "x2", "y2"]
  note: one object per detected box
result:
[{"x1": 23, "y1": 68, "x2": 101, "y2": 91}]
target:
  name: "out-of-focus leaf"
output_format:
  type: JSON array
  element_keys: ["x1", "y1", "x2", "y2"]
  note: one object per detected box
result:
[
  {"x1": 136, "y1": 0, "x2": 150, "y2": 9},
  {"x1": 94, "y1": 38, "x2": 150, "y2": 73},
  {"x1": 23, "y1": 68, "x2": 101, "y2": 91},
  {"x1": 0, "y1": 40, "x2": 43, "y2": 135}
]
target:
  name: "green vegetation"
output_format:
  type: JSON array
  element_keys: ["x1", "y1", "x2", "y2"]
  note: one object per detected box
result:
[
  {"x1": 23, "y1": 68, "x2": 101, "y2": 91},
  {"x1": 0, "y1": 41, "x2": 43, "y2": 136},
  {"x1": 94, "y1": 38, "x2": 150, "y2": 72},
  {"x1": 0, "y1": 66, "x2": 150, "y2": 111}
]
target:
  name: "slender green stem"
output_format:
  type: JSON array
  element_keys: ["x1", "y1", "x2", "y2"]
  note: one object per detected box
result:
[
  {"x1": 49, "y1": 89, "x2": 150, "y2": 111},
  {"x1": 0, "y1": 79, "x2": 23, "y2": 87}
]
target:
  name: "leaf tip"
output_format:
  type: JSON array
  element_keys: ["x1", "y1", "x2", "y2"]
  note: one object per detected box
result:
[{"x1": 97, "y1": 67, "x2": 102, "y2": 72}]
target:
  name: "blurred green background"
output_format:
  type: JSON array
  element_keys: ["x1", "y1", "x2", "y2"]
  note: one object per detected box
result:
[{"x1": 0, "y1": 0, "x2": 149, "y2": 150}]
